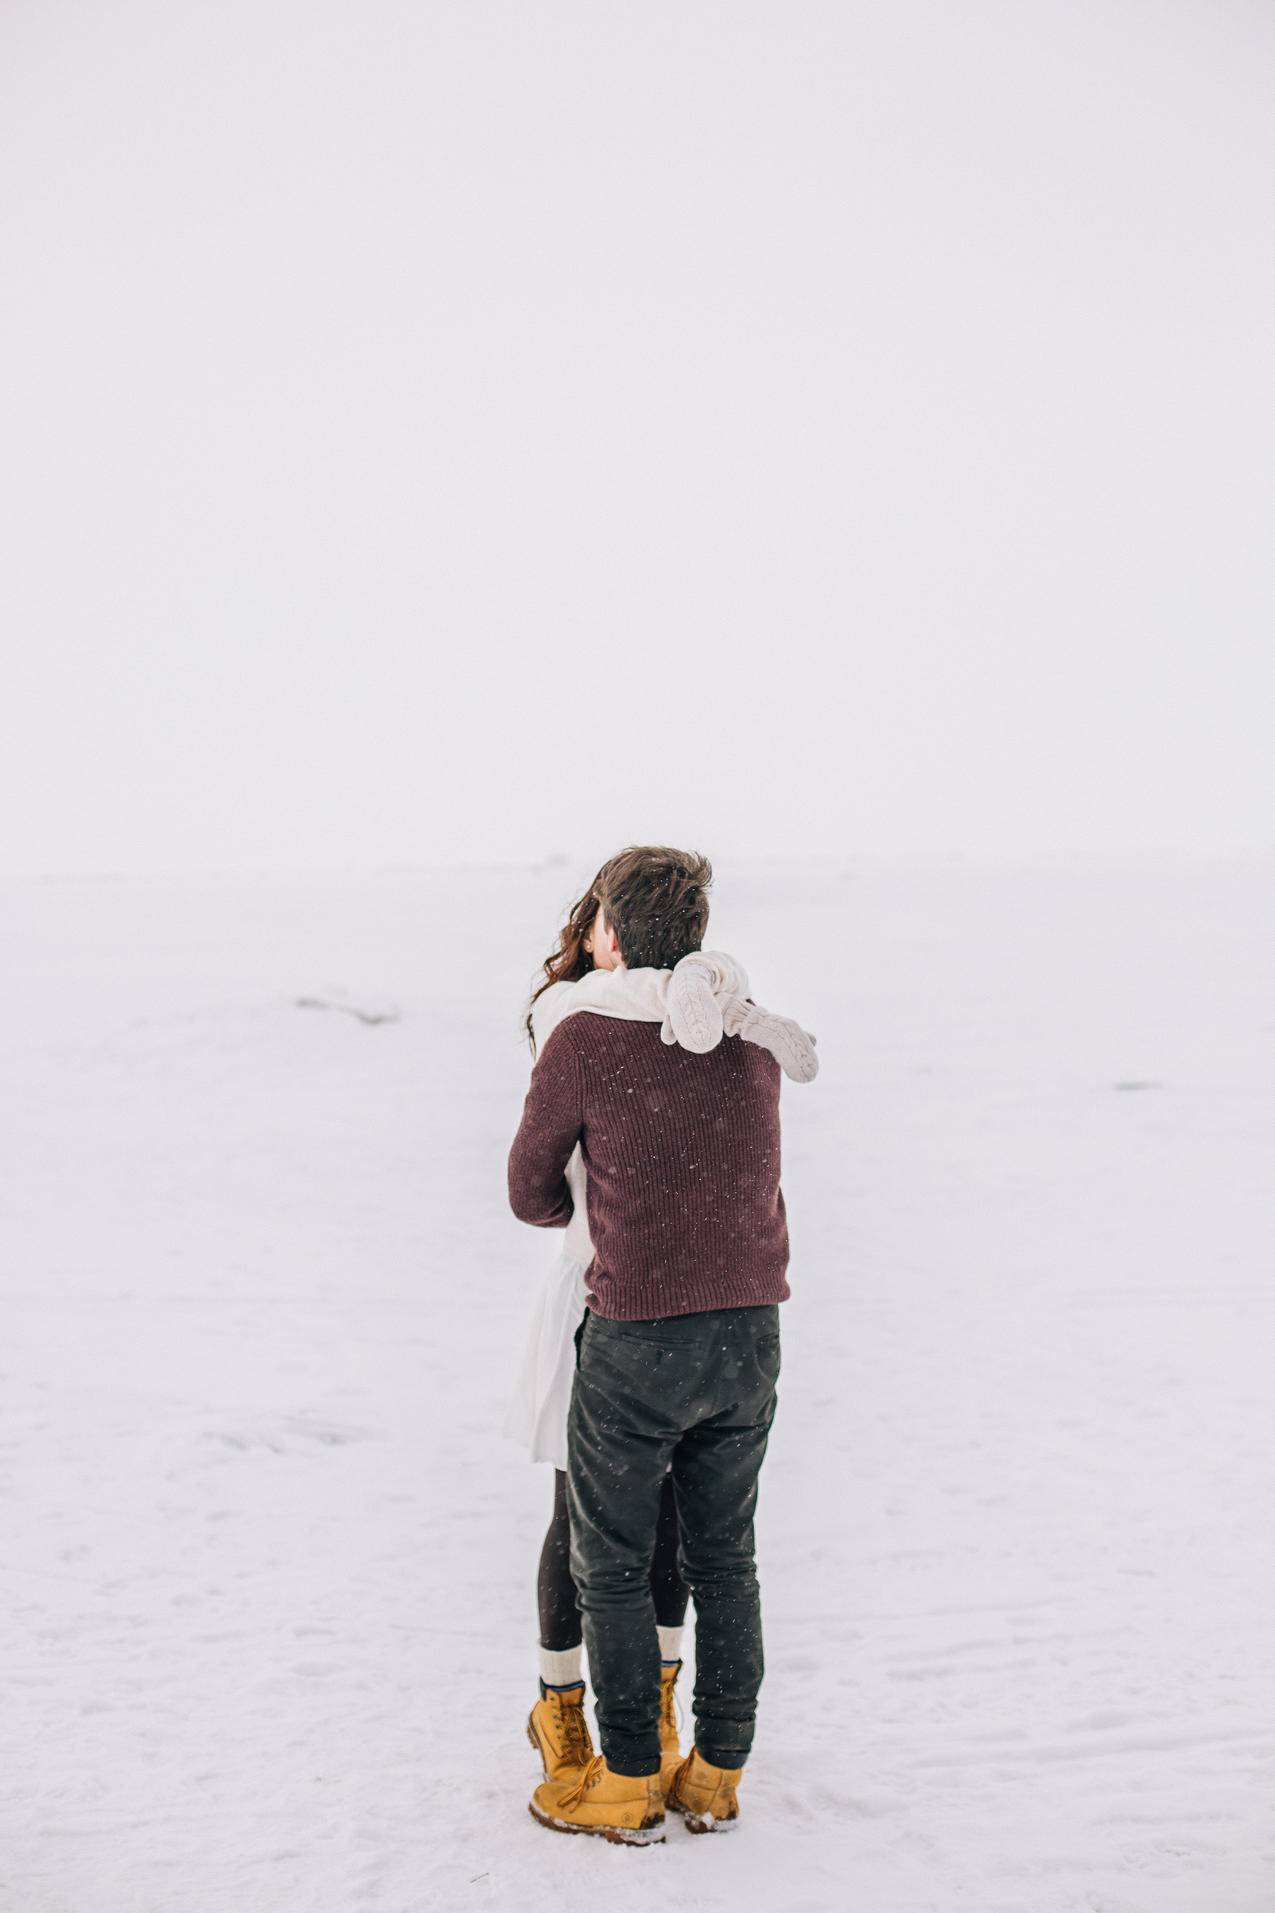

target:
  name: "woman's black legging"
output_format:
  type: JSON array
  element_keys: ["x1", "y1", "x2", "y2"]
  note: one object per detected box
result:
[{"x1": 538, "y1": 1466, "x2": 689, "y2": 1651}]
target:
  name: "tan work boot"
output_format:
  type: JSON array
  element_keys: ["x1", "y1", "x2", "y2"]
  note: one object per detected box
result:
[
  {"x1": 665, "y1": 1745, "x2": 743, "y2": 1833},
  {"x1": 526, "y1": 1680, "x2": 595, "y2": 1782},
  {"x1": 530, "y1": 1754, "x2": 665, "y2": 1845},
  {"x1": 658, "y1": 1659, "x2": 684, "y2": 1793}
]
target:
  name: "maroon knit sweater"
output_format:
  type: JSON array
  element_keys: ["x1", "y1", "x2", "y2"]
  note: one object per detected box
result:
[{"x1": 507, "y1": 1013, "x2": 791, "y2": 1321}]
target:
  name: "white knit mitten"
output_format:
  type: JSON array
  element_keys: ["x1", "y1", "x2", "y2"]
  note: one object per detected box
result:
[
  {"x1": 720, "y1": 996, "x2": 819, "y2": 1082},
  {"x1": 660, "y1": 951, "x2": 751, "y2": 1054}
]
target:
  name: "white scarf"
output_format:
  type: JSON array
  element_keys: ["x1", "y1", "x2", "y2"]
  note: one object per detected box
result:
[{"x1": 532, "y1": 950, "x2": 818, "y2": 1082}]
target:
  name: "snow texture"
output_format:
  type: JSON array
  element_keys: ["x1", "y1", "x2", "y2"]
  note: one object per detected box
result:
[{"x1": 2, "y1": 856, "x2": 1273, "y2": 1912}]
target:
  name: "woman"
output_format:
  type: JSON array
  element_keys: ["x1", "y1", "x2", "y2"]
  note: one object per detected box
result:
[
  {"x1": 507, "y1": 857, "x2": 692, "y2": 1791},
  {"x1": 505, "y1": 846, "x2": 818, "y2": 1790}
]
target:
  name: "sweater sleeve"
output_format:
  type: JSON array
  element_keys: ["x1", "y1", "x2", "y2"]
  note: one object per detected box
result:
[{"x1": 507, "y1": 1024, "x2": 583, "y2": 1229}]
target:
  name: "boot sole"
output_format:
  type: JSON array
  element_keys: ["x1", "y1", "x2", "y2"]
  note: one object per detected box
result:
[
  {"x1": 528, "y1": 1800, "x2": 665, "y2": 1846},
  {"x1": 666, "y1": 1798, "x2": 740, "y2": 1835}
]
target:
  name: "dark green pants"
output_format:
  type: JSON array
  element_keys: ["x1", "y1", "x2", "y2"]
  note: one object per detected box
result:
[{"x1": 566, "y1": 1303, "x2": 781, "y2": 1778}]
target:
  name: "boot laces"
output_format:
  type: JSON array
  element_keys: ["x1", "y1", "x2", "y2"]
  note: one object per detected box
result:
[
  {"x1": 556, "y1": 1701, "x2": 592, "y2": 1768},
  {"x1": 559, "y1": 1754, "x2": 604, "y2": 1809},
  {"x1": 660, "y1": 1680, "x2": 679, "y2": 1735},
  {"x1": 660, "y1": 1667, "x2": 684, "y2": 1744}
]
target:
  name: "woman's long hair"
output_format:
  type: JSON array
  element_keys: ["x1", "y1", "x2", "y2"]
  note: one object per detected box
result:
[
  {"x1": 524, "y1": 845, "x2": 712, "y2": 1055},
  {"x1": 524, "y1": 879, "x2": 600, "y2": 1054}
]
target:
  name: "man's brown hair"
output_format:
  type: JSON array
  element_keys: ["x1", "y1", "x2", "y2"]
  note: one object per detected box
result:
[
  {"x1": 595, "y1": 844, "x2": 712, "y2": 971},
  {"x1": 525, "y1": 844, "x2": 712, "y2": 1051}
]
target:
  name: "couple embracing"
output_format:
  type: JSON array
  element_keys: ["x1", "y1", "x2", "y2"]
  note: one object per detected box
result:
[{"x1": 504, "y1": 845, "x2": 817, "y2": 1846}]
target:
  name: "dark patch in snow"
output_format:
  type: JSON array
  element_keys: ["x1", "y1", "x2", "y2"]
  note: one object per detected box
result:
[{"x1": 295, "y1": 993, "x2": 400, "y2": 1026}]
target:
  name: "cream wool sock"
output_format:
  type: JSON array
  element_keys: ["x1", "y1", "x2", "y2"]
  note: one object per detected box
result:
[
  {"x1": 539, "y1": 1643, "x2": 583, "y2": 1688},
  {"x1": 657, "y1": 1625, "x2": 684, "y2": 1663}
]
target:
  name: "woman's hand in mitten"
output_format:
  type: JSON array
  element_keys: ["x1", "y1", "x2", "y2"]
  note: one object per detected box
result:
[
  {"x1": 662, "y1": 953, "x2": 725, "y2": 1053},
  {"x1": 720, "y1": 997, "x2": 819, "y2": 1082}
]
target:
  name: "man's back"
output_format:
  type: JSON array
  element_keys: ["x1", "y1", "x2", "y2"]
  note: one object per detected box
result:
[{"x1": 507, "y1": 1014, "x2": 790, "y2": 1321}]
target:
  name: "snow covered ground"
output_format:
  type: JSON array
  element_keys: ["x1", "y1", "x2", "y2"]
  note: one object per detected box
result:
[{"x1": 2, "y1": 855, "x2": 1273, "y2": 1913}]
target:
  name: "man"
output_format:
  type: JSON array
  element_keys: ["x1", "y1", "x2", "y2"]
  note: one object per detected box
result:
[{"x1": 507, "y1": 845, "x2": 811, "y2": 1845}]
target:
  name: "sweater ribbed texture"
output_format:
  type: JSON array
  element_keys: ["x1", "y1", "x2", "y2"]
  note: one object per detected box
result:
[{"x1": 507, "y1": 1016, "x2": 791, "y2": 1321}]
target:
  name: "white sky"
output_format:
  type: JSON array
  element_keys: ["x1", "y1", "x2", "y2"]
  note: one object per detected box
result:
[{"x1": 2, "y1": 0, "x2": 1273, "y2": 875}]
